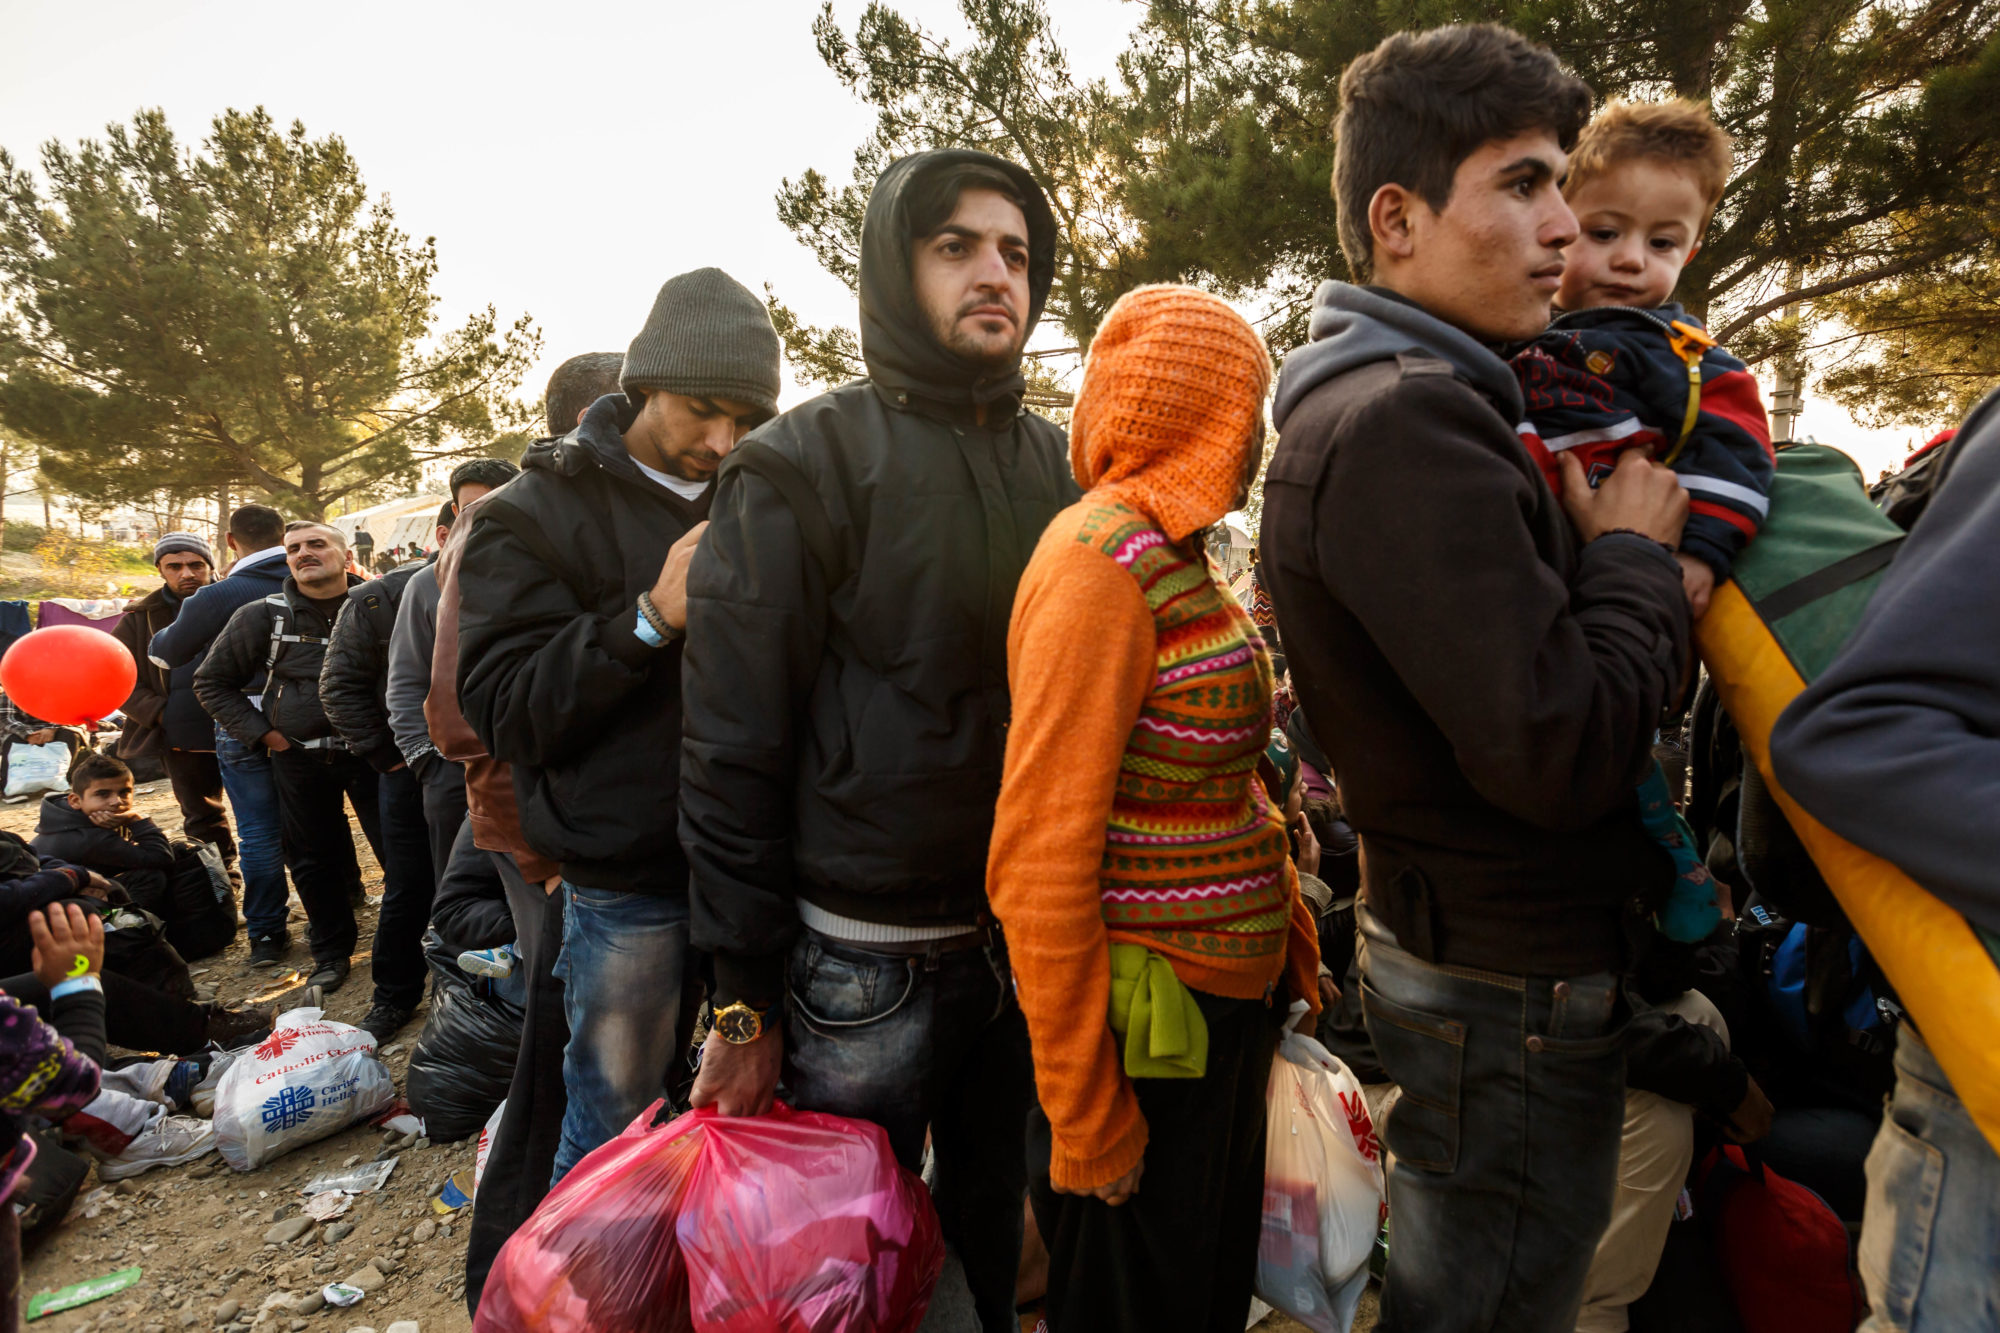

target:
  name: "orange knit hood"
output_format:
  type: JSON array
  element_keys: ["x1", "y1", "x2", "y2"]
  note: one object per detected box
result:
[{"x1": 1070, "y1": 285, "x2": 1273, "y2": 542}]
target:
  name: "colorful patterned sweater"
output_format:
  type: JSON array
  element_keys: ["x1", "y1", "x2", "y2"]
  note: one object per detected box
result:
[
  {"x1": 0, "y1": 988, "x2": 104, "y2": 1202},
  {"x1": 990, "y1": 499, "x2": 1321, "y2": 1189}
]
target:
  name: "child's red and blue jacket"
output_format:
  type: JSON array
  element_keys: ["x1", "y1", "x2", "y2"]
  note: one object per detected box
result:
[{"x1": 1512, "y1": 304, "x2": 1774, "y2": 579}]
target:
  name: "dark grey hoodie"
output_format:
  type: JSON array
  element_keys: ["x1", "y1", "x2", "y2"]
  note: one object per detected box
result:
[
  {"x1": 1272, "y1": 281, "x2": 1525, "y2": 430},
  {"x1": 1259, "y1": 280, "x2": 1690, "y2": 975},
  {"x1": 1772, "y1": 388, "x2": 2000, "y2": 941}
]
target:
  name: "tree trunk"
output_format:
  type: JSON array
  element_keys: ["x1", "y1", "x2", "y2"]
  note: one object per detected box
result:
[
  {"x1": 215, "y1": 481, "x2": 231, "y2": 568},
  {"x1": 0, "y1": 438, "x2": 9, "y2": 554}
]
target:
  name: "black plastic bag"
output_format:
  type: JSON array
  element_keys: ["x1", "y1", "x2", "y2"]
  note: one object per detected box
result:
[
  {"x1": 160, "y1": 842, "x2": 236, "y2": 961},
  {"x1": 96, "y1": 903, "x2": 196, "y2": 1003},
  {"x1": 406, "y1": 930, "x2": 522, "y2": 1141}
]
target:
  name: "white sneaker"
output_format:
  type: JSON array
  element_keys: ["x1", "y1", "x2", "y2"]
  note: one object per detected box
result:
[
  {"x1": 457, "y1": 945, "x2": 515, "y2": 979},
  {"x1": 93, "y1": 1113, "x2": 216, "y2": 1180}
]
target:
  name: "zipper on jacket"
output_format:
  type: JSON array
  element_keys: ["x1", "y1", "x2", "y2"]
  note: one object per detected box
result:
[{"x1": 1547, "y1": 305, "x2": 1679, "y2": 336}]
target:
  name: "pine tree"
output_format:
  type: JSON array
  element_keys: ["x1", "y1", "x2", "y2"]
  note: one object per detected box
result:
[
  {"x1": 0, "y1": 108, "x2": 540, "y2": 519},
  {"x1": 774, "y1": 0, "x2": 2000, "y2": 423}
]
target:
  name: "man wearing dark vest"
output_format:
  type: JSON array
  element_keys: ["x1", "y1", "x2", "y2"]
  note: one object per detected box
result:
[{"x1": 195, "y1": 522, "x2": 380, "y2": 994}]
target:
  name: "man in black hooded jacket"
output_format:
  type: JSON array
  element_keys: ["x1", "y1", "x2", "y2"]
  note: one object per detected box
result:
[
  {"x1": 456, "y1": 267, "x2": 781, "y2": 1185},
  {"x1": 680, "y1": 149, "x2": 1077, "y2": 1333}
]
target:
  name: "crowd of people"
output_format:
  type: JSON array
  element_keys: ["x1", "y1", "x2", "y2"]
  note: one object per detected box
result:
[{"x1": 0, "y1": 18, "x2": 1993, "y2": 1333}]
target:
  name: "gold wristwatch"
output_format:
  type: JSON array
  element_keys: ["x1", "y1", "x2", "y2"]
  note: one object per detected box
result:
[{"x1": 712, "y1": 1000, "x2": 775, "y2": 1045}]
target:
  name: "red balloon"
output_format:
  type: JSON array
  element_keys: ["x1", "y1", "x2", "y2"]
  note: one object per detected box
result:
[{"x1": 0, "y1": 625, "x2": 138, "y2": 726}]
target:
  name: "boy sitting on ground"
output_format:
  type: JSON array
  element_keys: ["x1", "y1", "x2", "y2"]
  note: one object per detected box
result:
[
  {"x1": 1512, "y1": 97, "x2": 1774, "y2": 620},
  {"x1": 34, "y1": 752, "x2": 239, "y2": 962},
  {"x1": 30, "y1": 753, "x2": 174, "y2": 894}
]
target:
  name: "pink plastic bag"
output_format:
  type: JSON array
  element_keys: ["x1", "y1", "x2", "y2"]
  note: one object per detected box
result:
[
  {"x1": 475, "y1": 1100, "x2": 943, "y2": 1333},
  {"x1": 474, "y1": 1101, "x2": 698, "y2": 1333}
]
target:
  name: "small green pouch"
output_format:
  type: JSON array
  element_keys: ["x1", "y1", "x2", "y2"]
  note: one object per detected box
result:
[{"x1": 1106, "y1": 943, "x2": 1208, "y2": 1079}]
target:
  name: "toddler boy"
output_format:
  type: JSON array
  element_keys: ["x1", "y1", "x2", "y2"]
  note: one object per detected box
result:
[
  {"x1": 1515, "y1": 99, "x2": 1775, "y2": 942},
  {"x1": 1513, "y1": 97, "x2": 1775, "y2": 618}
]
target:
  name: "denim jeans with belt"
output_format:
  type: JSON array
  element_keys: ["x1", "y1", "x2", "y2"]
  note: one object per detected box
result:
[
  {"x1": 214, "y1": 725, "x2": 288, "y2": 941},
  {"x1": 550, "y1": 883, "x2": 690, "y2": 1185},
  {"x1": 785, "y1": 929, "x2": 1032, "y2": 1333},
  {"x1": 1358, "y1": 903, "x2": 1627, "y2": 1333},
  {"x1": 1858, "y1": 1026, "x2": 2000, "y2": 1332}
]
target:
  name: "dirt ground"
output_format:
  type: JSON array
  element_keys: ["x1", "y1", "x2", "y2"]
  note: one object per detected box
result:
[
  {"x1": 2, "y1": 780, "x2": 476, "y2": 1333},
  {"x1": 0, "y1": 778, "x2": 1379, "y2": 1333}
]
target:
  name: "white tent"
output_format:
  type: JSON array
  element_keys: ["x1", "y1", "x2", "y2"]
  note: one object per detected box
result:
[{"x1": 329, "y1": 495, "x2": 449, "y2": 557}]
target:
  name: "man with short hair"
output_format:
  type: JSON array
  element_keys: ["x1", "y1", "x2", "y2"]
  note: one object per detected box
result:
[
  {"x1": 540, "y1": 353, "x2": 626, "y2": 440},
  {"x1": 1257, "y1": 26, "x2": 1694, "y2": 1329},
  {"x1": 680, "y1": 149, "x2": 1077, "y2": 1333},
  {"x1": 112, "y1": 533, "x2": 234, "y2": 876},
  {"x1": 458, "y1": 272, "x2": 780, "y2": 1183},
  {"x1": 150, "y1": 504, "x2": 296, "y2": 965},
  {"x1": 195, "y1": 522, "x2": 377, "y2": 993}
]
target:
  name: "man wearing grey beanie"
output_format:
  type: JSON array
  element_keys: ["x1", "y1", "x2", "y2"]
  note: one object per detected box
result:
[
  {"x1": 113, "y1": 531, "x2": 233, "y2": 880},
  {"x1": 456, "y1": 268, "x2": 780, "y2": 1183}
]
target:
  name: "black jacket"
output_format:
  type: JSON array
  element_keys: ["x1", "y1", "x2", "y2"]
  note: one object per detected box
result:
[
  {"x1": 113, "y1": 584, "x2": 212, "y2": 754},
  {"x1": 193, "y1": 574, "x2": 364, "y2": 748},
  {"x1": 457, "y1": 402, "x2": 706, "y2": 896},
  {"x1": 30, "y1": 796, "x2": 174, "y2": 876},
  {"x1": 320, "y1": 561, "x2": 429, "y2": 773},
  {"x1": 1261, "y1": 283, "x2": 1689, "y2": 977},
  {"x1": 0, "y1": 835, "x2": 87, "y2": 934},
  {"x1": 681, "y1": 149, "x2": 1079, "y2": 1008},
  {"x1": 431, "y1": 841, "x2": 516, "y2": 957},
  {"x1": 146, "y1": 548, "x2": 289, "y2": 685}
]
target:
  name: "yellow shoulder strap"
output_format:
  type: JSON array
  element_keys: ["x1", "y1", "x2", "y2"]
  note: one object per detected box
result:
[{"x1": 1662, "y1": 320, "x2": 1717, "y2": 465}]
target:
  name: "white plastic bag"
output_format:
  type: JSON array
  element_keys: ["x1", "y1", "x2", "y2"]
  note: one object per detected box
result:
[
  {"x1": 212, "y1": 1007, "x2": 395, "y2": 1170},
  {"x1": 1254, "y1": 1005, "x2": 1385, "y2": 1333},
  {"x1": 3, "y1": 740, "x2": 69, "y2": 799},
  {"x1": 474, "y1": 1098, "x2": 505, "y2": 1191}
]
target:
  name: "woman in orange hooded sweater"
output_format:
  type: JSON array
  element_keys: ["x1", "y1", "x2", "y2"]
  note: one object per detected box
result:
[{"x1": 988, "y1": 285, "x2": 1321, "y2": 1330}]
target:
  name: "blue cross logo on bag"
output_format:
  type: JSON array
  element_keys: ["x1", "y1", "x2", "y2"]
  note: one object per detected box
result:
[{"x1": 260, "y1": 1085, "x2": 316, "y2": 1132}]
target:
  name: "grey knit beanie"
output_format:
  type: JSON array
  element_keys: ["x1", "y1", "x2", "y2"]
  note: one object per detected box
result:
[
  {"x1": 620, "y1": 268, "x2": 782, "y2": 416},
  {"x1": 152, "y1": 531, "x2": 215, "y2": 566}
]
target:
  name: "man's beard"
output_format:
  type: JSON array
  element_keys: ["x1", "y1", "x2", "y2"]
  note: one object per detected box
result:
[{"x1": 935, "y1": 299, "x2": 1024, "y2": 373}]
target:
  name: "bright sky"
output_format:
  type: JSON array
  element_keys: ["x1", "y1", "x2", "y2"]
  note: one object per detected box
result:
[{"x1": 3, "y1": 0, "x2": 1920, "y2": 487}]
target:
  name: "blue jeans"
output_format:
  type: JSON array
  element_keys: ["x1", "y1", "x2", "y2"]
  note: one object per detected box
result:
[
  {"x1": 549, "y1": 884, "x2": 689, "y2": 1184},
  {"x1": 1358, "y1": 903, "x2": 1626, "y2": 1333},
  {"x1": 785, "y1": 929, "x2": 1031, "y2": 1333},
  {"x1": 1858, "y1": 1027, "x2": 2000, "y2": 1332},
  {"x1": 215, "y1": 726, "x2": 288, "y2": 941}
]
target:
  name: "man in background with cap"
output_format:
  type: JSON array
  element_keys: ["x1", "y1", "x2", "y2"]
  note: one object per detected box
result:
[
  {"x1": 457, "y1": 268, "x2": 781, "y2": 1181},
  {"x1": 113, "y1": 533, "x2": 235, "y2": 886}
]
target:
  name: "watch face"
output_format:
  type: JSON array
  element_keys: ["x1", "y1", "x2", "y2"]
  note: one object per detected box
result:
[{"x1": 716, "y1": 1005, "x2": 761, "y2": 1044}]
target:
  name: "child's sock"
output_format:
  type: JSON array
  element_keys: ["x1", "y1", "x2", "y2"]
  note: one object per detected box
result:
[{"x1": 1636, "y1": 761, "x2": 1722, "y2": 943}]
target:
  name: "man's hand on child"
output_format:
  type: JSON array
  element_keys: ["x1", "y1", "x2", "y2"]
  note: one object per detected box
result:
[
  {"x1": 1559, "y1": 449, "x2": 1689, "y2": 549},
  {"x1": 1676, "y1": 554, "x2": 1715, "y2": 619}
]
